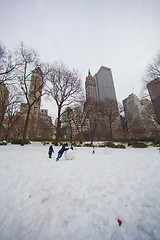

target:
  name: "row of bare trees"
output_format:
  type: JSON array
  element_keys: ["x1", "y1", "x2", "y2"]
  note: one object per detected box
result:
[
  {"x1": 0, "y1": 40, "x2": 160, "y2": 144},
  {"x1": 60, "y1": 98, "x2": 122, "y2": 143},
  {"x1": 0, "y1": 41, "x2": 84, "y2": 144}
]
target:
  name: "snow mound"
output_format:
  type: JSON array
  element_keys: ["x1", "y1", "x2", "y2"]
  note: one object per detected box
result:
[
  {"x1": 104, "y1": 147, "x2": 111, "y2": 154},
  {"x1": 65, "y1": 149, "x2": 75, "y2": 160}
]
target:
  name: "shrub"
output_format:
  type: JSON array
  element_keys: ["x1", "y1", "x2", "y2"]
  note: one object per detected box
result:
[
  {"x1": 98, "y1": 144, "x2": 105, "y2": 147},
  {"x1": 132, "y1": 142, "x2": 148, "y2": 148},
  {"x1": 150, "y1": 141, "x2": 160, "y2": 147},
  {"x1": 11, "y1": 139, "x2": 30, "y2": 145},
  {"x1": 115, "y1": 144, "x2": 126, "y2": 149},
  {"x1": 69, "y1": 141, "x2": 77, "y2": 147},
  {"x1": 106, "y1": 141, "x2": 116, "y2": 148},
  {"x1": 84, "y1": 143, "x2": 93, "y2": 147},
  {"x1": 0, "y1": 141, "x2": 7, "y2": 146},
  {"x1": 53, "y1": 142, "x2": 58, "y2": 146},
  {"x1": 32, "y1": 137, "x2": 53, "y2": 142},
  {"x1": 60, "y1": 142, "x2": 68, "y2": 146},
  {"x1": 127, "y1": 141, "x2": 134, "y2": 146}
]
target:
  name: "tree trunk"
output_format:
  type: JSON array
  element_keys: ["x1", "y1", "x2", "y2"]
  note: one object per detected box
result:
[
  {"x1": 109, "y1": 122, "x2": 112, "y2": 140},
  {"x1": 21, "y1": 107, "x2": 31, "y2": 146},
  {"x1": 55, "y1": 106, "x2": 61, "y2": 145},
  {"x1": 5, "y1": 127, "x2": 10, "y2": 142},
  {"x1": 0, "y1": 123, "x2": 3, "y2": 139}
]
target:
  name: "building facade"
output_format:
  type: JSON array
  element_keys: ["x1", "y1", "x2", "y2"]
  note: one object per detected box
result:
[
  {"x1": 84, "y1": 66, "x2": 121, "y2": 139},
  {"x1": 123, "y1": 93, "x2": 144, "y2": 121},
  {"x1": 85, "y1": 70, "x2": 98, "y2": 103},
  {"x1": 61, "y1": 107, "x2": 90, "y2": 139},
  {"x1": 37, "y1": 109, "x2": 55, "y2": 139},
  {"x1": 29, "y1": 67, "x2": 43, "y2": 136},
  {"x1": 147, "y1": 78, "x2": 160, "y2": 124},
  {"x1": 19, "y1": 67, "x2": 43, "y2": 139},
  {"x1": 94, "y1": 66, "x2": 117, "y2": 101}
]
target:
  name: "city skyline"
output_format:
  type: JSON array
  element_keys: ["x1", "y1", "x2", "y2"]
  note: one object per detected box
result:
[{"x1": 1, "y1": 0, "x2": 160, "y2": 119}]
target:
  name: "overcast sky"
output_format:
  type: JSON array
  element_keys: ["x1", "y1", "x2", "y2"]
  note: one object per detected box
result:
[{"x1": 1, "y1": 0, "x2": 160, "y2": 119}]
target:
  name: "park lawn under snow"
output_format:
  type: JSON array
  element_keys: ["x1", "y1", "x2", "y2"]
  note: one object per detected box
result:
[{"x1": 0, "y1": 143, "x2": 160, "y2": 240}]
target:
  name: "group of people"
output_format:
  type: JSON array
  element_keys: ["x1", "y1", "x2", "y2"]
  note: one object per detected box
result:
[
  {"x1": 48, "y1": 144, "x2": 72, "y2": 161},
  {"x1": 48, "y1": 144, "x2": 96, "y2": 160}
]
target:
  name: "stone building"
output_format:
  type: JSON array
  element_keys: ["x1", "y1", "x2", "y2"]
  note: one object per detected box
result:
[
  {"x1": 28, "y1": 67, "x2": 43, "y2": 138},
  {"x1": 61, "y1": 107, "x2": 90, "y2": 140},
  {"x1": 37, "y1": 109, "x2": 55, "y2": 139},
  {"x1": 16, "y1": 67, "x2": 54, "y2": 139},
  {"x1": 85, "y1": 70, "x2": 98, "y2": 103}
]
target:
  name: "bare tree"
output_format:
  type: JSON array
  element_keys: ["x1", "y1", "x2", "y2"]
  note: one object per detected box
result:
[
  {"x1": 15, "y1": 42, "x2": 45, "y2": 145},
  {"x1": 69, "y1": 107, "x2": 89, "y2": 142},
  {"x1": 142, "y1": 101, "x2": 158, "y2": 123},
  {"x1": 0, "y1": 42, "x2": 18, "y2": 85},
  {"x1": 145, "y1": 50, "x2": 160, "y2": 83},
  {"x1": 85, "y1": 101, "x2": 104, "y2": 143},
  {"x1": 4, "y1": 86, "x2": 22, "y2": 141},
  {"x1": 140, "y1": 50, "x2": 160, "y2": 101},
  {"x1": 103, "y1": 98, "x2": 120, "y2": 139},
  {"x1": 46, "y1": 62, "x2": 83, "y2": 144},
  {"x1": 0, "y1": 83, "x2": 9, "y2": 138},
  {"x1": 37, "y1": 115, "x2": 54, "y2": 140}
]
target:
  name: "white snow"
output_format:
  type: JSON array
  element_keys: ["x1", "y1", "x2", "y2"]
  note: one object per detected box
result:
[
  {"x1": 65, "y1": 149, "x2": 75, "y2": 160},
  {"x1": 0, "y1": 143, "x2": 160, "y2": 240}
]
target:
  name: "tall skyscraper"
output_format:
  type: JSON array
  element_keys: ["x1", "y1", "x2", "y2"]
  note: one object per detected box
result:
[
  {"x1": 85, "y1": 70, "x2": 98, "y2": 103},
  {"x1": 20, "y1": 67, "x2": 43, "y2": 138},
  {"x1": 94, "y1": 66, "x2": 117, "y2": 101},
  {"x1": 85, "y1": 66, "x2": 121, "y2": 138},
  {"x1": 29, "y1": 67, "x2": 43, "y2": 125},
  {"x1": 29, "y1": 67, "x2": 43, "y2": 137},
  {"x1": 147, "y1": 77, "x2": 160, "y2": 124}
]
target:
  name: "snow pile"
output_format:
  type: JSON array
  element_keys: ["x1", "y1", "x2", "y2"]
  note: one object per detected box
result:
[
  {"x1": 0, "y1": 143, "x2": 160, "y2": 240},
  {"x1": 65, "y1": 149, "x2": 75, "y2": 160}
]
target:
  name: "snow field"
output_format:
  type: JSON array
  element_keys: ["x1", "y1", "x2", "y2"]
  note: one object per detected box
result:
[{"x1": 0, "y1": 143, "x2": 160, "y2": 240}]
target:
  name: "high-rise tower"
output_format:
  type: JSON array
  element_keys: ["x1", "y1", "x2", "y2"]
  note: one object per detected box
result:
[
  {"x1": 94, "y1": 66, "x2": 117, "y2": 101},
  {"x1": 29, "y1": 67, "x2": 43, "y2": 124},
  {"x1": 20, "y1": 67, "x2": 43, "y2": 138},
  {"x1": 29, "y1": 67, "x2": 43, "y2": 137},
  {"x1": 94, "y1": 66, "x2": 121, "y2": 138}
]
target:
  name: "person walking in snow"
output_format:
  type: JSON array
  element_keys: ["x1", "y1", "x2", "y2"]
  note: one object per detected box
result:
[
  {"x1": 92, "y1": 146, "x2": 95, "y2": 154},
  {"x1": 56, "y1": 145, "x2": 69, "y2": 161},
  {"x1": 48, "y1": 145, "x2": 54, "y2": 158}
]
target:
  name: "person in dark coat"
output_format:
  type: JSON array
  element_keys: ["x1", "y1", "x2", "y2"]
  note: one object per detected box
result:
[
  {"x1": 92, "y1": 146, "x2": 95, "y2": 154},
  {"x1": 56, "y1": 145, "x2": 69, "y2": 161},
  {"x1": 48, "y1": 145, "x2": 54, "y2": 158}
]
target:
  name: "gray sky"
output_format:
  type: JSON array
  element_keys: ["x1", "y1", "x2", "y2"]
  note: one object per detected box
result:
[{"x1": 1, "y1": 0, "x2": 160, "y2": 120}]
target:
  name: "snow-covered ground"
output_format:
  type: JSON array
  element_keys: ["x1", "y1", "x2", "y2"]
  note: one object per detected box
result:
[{"x1": 0, "y1": 143, "x2": 160, "y2": 240}]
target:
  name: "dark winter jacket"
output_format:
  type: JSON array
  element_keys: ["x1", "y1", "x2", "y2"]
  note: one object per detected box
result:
[
  {"x1": 58, "y1": 146, "x2": 69, "y2": 154},
  {"x1": 49, "y1": 145, "x2": 54, "y2": 153}
]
